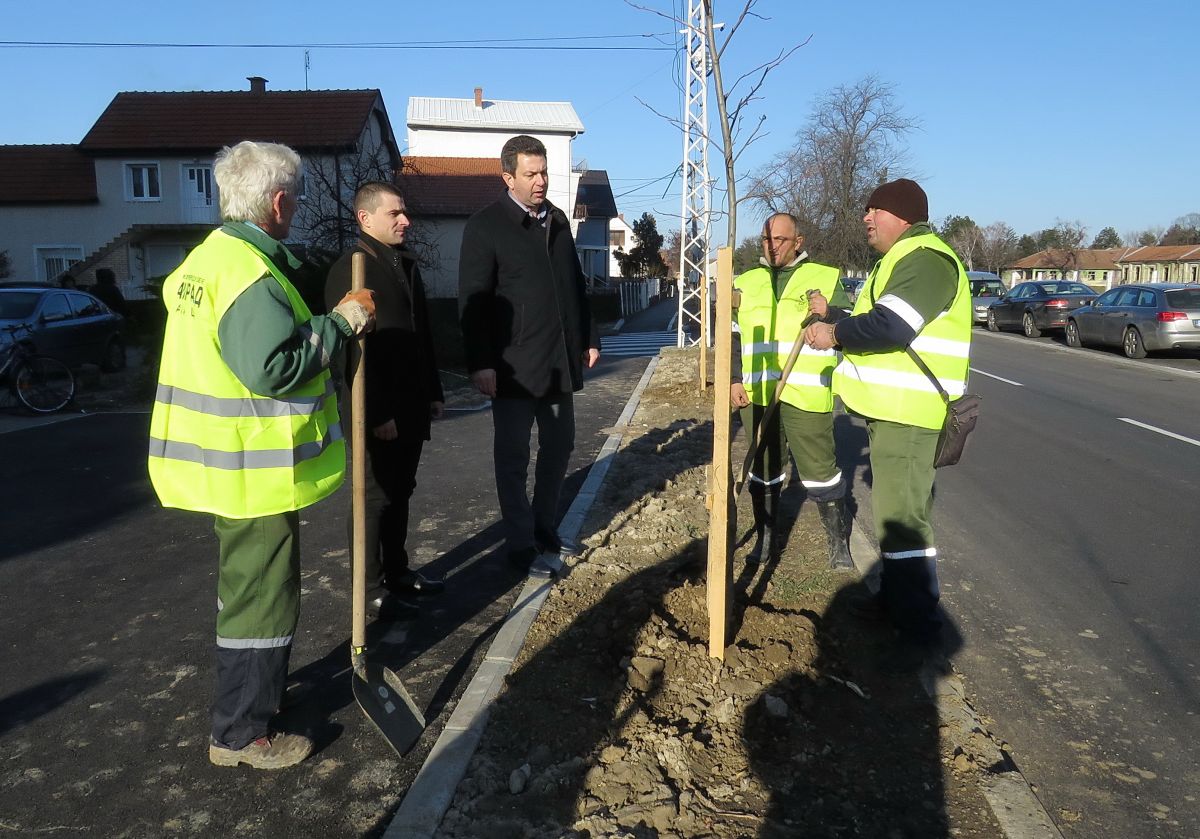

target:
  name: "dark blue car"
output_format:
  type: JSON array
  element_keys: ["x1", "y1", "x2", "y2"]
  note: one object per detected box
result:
[{"x1": 0, "y1": 284, "x2": 126, "y2": 371}]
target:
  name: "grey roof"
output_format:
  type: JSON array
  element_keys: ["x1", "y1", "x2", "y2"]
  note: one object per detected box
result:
[{"x1": 407, "y1": 96, "x2": 584, "y2": 134}]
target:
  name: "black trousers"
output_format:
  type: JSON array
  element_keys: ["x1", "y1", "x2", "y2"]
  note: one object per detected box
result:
[{"x1": 355, "y1": 432, "x2": 425, "y2": 599}]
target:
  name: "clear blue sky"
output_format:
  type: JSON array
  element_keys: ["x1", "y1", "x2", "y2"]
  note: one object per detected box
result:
[{"x1": 2, "y1": 0, "x2": 1195, "y2": 247}]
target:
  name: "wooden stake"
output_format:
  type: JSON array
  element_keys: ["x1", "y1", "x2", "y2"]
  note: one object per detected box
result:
[{"x1": 706, "y1": 247, "x2": 734, "y2": 660}]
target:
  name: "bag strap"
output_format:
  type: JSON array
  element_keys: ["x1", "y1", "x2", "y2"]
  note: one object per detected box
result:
[{"x1": 906, "y1": 347, "x2": 950, "y2": 405}]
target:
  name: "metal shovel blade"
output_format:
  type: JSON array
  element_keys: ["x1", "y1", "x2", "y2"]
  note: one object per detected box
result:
[{"x1": 351, "y1": 661, "x2": 426, "y2": 757}]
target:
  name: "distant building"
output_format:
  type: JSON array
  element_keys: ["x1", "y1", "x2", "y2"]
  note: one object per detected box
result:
[
  {"x1": 399, "y1": 89, "x2": 626, "y2": 298},
  {"x1": 1010, "y1": 245, "x2": 1200, "y2": 289},
  {"x1": 1112, "y1": 245, "x2": 1200, "y2": 285},
  {"x1": 608, "y1": 213, "x2": 638, "y2": 279},
  {"x1": 1008, "y1": 248, "x2": 1122, "y2": 288}
]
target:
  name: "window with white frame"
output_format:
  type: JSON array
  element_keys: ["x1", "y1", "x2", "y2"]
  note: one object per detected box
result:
[
  {"x1": 125, "y1": 162, "x2": 161, "y2": 201},
  {"x1": 34, "y1": 246, "x2": 84, "y2": 282}
]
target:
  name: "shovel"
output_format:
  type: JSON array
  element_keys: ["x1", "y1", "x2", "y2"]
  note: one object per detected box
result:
[
  {"x1": 734, "y1": 290, "x2": 824, "y2": 497},
  {"x1": 349, "y1": 251, "x2": 426, "y2": 756}
]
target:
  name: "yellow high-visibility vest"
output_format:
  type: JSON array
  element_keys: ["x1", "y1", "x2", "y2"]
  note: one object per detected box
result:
[
  {"x1": 735, "y1": 261, "x2": 841, "y2": 412},
  {"x1": 832, "y1": 232, "x2": 971, "y2": 429},
  {"x1": 148, "y1": 229, "x2": 344, "y2": 518}
]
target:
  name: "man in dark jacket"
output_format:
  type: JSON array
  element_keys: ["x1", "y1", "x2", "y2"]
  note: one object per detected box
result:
[
  {"x1": 459, "y1": 135, "x2": 600, "y2": 575},
  {"x1": 326, "y1": 182, "x2": 446, "y2": 619}
]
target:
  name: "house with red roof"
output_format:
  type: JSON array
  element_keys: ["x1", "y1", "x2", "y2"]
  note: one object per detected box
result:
[{"x1": 0, "y1": 77, "x2": 400, "y2": 297}]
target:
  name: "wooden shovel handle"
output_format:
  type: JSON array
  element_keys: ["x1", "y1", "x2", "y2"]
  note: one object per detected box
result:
[{"x1": 350, "y1": 253, "x2": 367, "y2": 664}]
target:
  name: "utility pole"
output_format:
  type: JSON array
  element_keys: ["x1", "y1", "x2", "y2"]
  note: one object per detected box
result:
[{"x1": 676, "y1": 0, "x2": 711, "y2": 352}]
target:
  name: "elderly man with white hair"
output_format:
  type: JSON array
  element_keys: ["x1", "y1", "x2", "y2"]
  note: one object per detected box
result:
[{"x1": 148, "y1": 140, "x2": 375, "y2": 769}]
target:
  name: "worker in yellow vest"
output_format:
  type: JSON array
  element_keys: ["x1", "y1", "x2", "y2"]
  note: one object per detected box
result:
[
  {"x1": 804, "y1": 179, "x2": 971, "y2": 666},
  {"x1": 148, "y1": 141, "x2": 375, "y2": 769},
  {"x1": 731, "y1": 212, "x2": 853, "y2": 568}
]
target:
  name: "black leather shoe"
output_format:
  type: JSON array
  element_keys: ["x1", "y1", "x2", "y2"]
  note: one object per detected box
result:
[
  {"x1": 391, "y1": 570, "x2": 445, "y2": 597},
  {"x1": 507, "y1": 545, "x2": 539, "y2": 572},
  {"x1": 366, "y1": 593, "x2": 419, "y2": 621},
  {"x1": 535, "y1": 530, "x2": 578, "y2": 557}
]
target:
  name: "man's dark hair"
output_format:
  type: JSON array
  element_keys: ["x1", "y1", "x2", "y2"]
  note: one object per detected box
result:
[
  {"x1": 96, "y1": 268, "x2": 116, "y2": 285},
  {"x1": 354, "y1": 181, "x2": 404, "y2": 215},
  {"x1": 501, "y1": 135, "x2": 548, "y2": 175}
]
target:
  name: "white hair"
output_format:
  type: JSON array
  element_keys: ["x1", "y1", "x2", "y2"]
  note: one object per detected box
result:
[{"x1": 214, "y1": 140, "x2": 302, "y2": 224}]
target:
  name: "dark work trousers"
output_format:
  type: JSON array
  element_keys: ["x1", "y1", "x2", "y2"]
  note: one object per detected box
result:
[
  {"x1": 778, "y1": 403, "x2": 844, "y2": 502},
  {"x1": 739, "y1": 401, "x2": 844, "y2": 501},
  {"x1": 354, "y1": 431, "x2": 424, "y2": 599},
  {"x1": 866, "y1": 417, "x2": 941, "y2": 641},
  {"x1": 211, "y1": 511, "x2": 300, "y2": 750},
  {"x1": 492, "y1": 393, "x2": 575, "y2": 551}
]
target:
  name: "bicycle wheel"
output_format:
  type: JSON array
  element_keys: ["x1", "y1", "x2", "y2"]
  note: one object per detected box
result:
[{"x1": 15, "y1": 355, "x2": 75, "y2": 413}]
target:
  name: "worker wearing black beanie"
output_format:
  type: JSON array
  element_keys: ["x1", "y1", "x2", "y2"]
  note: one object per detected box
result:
[
  {"x1": 864, "y1": 178, "x2": 929, "y2": 223},
  {"x1": 801, "y1": 176, "x2": 973, "y2": 673}
]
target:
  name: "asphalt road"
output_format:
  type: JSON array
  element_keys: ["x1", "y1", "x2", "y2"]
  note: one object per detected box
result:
[
  {"x1": 841, "y1": 328, "x2": 1200, "y2": 838},
  {"x1": 0, "y1": 351, "x2": 654, "y2": 837}
]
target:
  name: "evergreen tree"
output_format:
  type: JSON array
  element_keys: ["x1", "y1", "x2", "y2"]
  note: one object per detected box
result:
[{"x1": 615, "y1": 213, "x2": 668, "y2": 278}]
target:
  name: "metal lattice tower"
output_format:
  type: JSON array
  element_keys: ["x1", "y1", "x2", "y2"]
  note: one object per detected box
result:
[{"x1": 676, "y1": 0, "x2": 711, "y2": 348}]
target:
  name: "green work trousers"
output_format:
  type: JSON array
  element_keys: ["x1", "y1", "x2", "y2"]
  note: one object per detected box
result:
[
  {"x1": 740, "y1": 401, "x2": 843, "y2": 501},
  {"x1": 866, "y1": 418, "x2": 941, "y2": 640},
  {"x1": 211, "y1": 511, "x2": 300, "y2": 749}
]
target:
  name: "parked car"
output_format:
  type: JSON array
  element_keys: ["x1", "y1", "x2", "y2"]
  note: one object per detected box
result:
[
  {"x1": 0, "y1": 284, "x2": 126, "y2": 371},
  {"x1": 985, "y1": 280, "x2": 1097, "y2": 337},
  {"x1": 967, "y1": 271, "x2": 1006, "y2": 324},
  {"x1": 1065, "y1": 283, "x2": 1200, "y2": 359},
  {"x1": 840, "y1": 276, "x2": 865, "y2": 304}
]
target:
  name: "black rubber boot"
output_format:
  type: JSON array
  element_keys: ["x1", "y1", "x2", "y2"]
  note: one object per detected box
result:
[
  {"x1": 746, "y1": 485, "x2": 780, "y2": 564},
  {"x1": 818, "y1": 499, "x2": 854, "y2": 570}
]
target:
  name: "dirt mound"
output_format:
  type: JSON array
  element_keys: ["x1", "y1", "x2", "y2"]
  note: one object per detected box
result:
[{"x1": 436, "y1": 349, "x2": 1003, "y2": 838}]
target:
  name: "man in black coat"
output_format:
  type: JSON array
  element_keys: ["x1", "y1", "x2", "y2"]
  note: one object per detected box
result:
[
  {"x1": 459, "y1": 135, "x2": 600, "y2": 574},
  {"x1": 326, "y1": 182, "x2": 445, "y2": 618}
]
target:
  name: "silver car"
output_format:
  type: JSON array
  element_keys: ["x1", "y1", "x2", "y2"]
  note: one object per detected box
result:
[
  {"x1": 967, "y1": 271, "x2": 1005, "y2": 324},
  {"x1": 1065, "y1": 283, "x2": 1200, "y2": 358}
]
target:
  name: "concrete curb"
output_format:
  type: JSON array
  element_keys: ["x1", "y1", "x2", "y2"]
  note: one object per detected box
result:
[
  {"x1": 383, "y1": 356, "x2": 661, "y2": 839},
  {"x1": 847, "y1": 516, "x2": 1062, "y2": 839}
]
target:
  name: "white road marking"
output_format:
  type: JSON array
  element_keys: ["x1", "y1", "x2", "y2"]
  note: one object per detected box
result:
[
  {"x1": 1117, "y1": 417, "x2": 1200, "y2": 448},
  {"x1": 970, "y1": 368, "x2": 1025, "y2": 387}
]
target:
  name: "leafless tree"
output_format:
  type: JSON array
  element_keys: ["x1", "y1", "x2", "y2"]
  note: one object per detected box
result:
[
  {"x1": 745, "y1": 76, "x2": 918, "y2": 273},
  {"x1": 293, "y1": 144, "x2": 396, "y2": 260},
  {"x1": 1124, "y1": 225, "x2": 1164, "y2": 248},
  {"x1": 1042, "y1": 219, "x2": 1088, "y2": 277},
  {"x1": 293, "y1": 146, "x2": 440, "y2": 271},
  {"x1": 977, "y1": 222, "x2": 1019, "y2": 276},
  {"x1": 663, "y1": 229, "x2": 683, "y2": 279},
  {"x1": 628, "y1": 1, "x2": 808, "y2": 246}
]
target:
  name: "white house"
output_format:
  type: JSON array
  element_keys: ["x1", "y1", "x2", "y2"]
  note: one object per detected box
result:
[
  {"x1": 406, "y1": 88, "x2": 584, "y2": 216},
  {"x1": 399, "y1": 89, "x2": 631, "y2": 299},
  {"x1": 0, "y1": 77, "x2": 401, "y2": 299},
  {"x1": 608, "y1": 213, "x2": 638, "y2": 279}
]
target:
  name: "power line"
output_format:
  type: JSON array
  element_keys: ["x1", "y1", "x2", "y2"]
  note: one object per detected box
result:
[{"x1": 0, "y1": 33, "x2": 676, "y2": 52}]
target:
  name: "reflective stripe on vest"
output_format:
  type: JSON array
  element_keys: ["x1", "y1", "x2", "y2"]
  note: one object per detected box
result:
[
  {"x1": 832, "y1": 232, "x2": 971, "y2": 429},
  {"x1": 734, "y1": 261, "x2": 841, "y2": 412},
  {"x1": 148, "y1": 229, "x2": 344, "y2": 518}
]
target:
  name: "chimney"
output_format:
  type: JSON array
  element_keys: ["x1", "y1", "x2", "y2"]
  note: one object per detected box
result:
[
  {"x1": 474, "y1": 87, "x2": 483, "y2": 108},
  {"x1": 248, "y1": 76, "x2": 268, "y2": 94}
]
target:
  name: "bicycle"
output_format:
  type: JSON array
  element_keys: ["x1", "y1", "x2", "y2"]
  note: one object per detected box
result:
[{"x1": 1, "y1": 324, "x2": 76, "y2": 413}]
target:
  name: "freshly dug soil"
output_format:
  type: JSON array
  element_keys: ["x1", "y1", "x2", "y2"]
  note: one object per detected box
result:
[{"x1": 436, "y1": 349, "x2": 1005, "y2": 838}]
